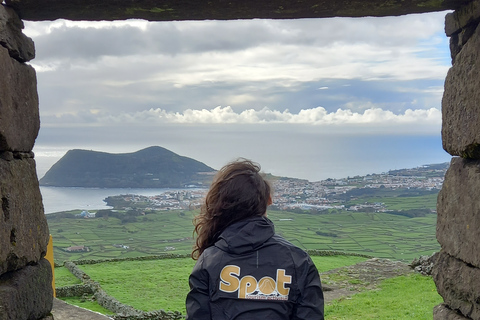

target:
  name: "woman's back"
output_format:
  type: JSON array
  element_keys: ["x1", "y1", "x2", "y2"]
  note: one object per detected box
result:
[
  {"x1": 187, "y1": 216, "x2": 324, "y2": 319},
  {"x1": 186, "y1": 159, "x2": 324, "y2": 319}
]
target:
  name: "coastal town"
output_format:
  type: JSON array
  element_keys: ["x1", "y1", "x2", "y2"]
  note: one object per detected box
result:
[
  {"x1": 102, "y1": 162, "x2": 448, "y2": 213},
  {"x1": 51, "y1": 162, "x2": 447, "y2": 259}
]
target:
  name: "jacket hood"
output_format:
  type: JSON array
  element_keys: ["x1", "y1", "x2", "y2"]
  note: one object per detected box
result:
[{"x1": 215, "y1": 216, "x2": 275, "y2": 255}]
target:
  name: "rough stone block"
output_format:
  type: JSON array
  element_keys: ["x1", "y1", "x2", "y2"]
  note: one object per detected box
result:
[
  {"x1": 434, "y1": 304, "x2": 470, "y2": 320},
  {"x1": 449, "y1": 21, "x2": 478, "y2": 64},
  {"x1": 0, "y1": 157, "x2": 49, "y2": 275},
  {"x1": 446, "y1": 12, "x2": 461, "y2": 37},
  {"x1": 437, "y1": 157, "x2": 480, "y2": 268},
  {"x1": 0, "y1": 4, "x2": 35, "y2": 62},
  {"x1": 0, "y1": 259, "x2": 53, "y2": 320},
  {"x1": 442, "y1": 22, "x2": 480, "y2": 158},
  {"x1": 2, "y1": 0, "x2": 463, "y2": 21},
  {"x1": 445, "y1": 0, "x2": 480, "y2": 37},
  {"x1": 432, "y1": 251, "x2": 480, "y2": 320},
  {"x1": 0, "y1": 45, "x2": 39, "y2": 152}
]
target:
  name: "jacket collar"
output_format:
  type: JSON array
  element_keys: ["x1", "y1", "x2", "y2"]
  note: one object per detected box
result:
[{"x1": 215, "y1": 216, "x2": 275, "y2": 255}]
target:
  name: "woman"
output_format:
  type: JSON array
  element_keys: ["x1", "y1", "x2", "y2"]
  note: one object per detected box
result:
[{"x1": 186, "y1": 159, "x2": 324, "y2": 319}]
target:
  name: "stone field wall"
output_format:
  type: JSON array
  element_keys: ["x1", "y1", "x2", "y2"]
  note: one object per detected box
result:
[
  {"x1": 59, "y1": 261, "x2": 183, "y2": 320},
  {"x1": 1, "y1": 0, "x2": 480, "y2": 319}
]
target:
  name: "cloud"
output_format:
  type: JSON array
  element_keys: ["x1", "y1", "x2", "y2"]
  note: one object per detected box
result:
[
  {"x1": 25, "y1": 12, "x2": 451, "y2": 181},
  {"x1": 41, "y1": 105, "x2": 441, "y2": 135},
  {"x1": 23, "y1": 12, "x2": 451, "y2": 122},
  {"x1": 25, "y1": 12, "x2": 447, "y2": 58},
  {"x1": 26, "y1": 13, "x2": 450, "y2": 83},
  {"x1": 123, "y1": 106, "x2": 441, "y2": 126}
]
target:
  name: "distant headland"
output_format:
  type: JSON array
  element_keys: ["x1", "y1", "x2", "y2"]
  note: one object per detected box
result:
[{"x1": 39, "y1": 146, "x2": 216, "y2": 188}]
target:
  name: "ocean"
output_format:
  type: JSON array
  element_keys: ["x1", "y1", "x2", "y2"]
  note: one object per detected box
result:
[
  {"x1": 34, "y1": 134, "x2": 452, "y2": 183},
  {"x1": 36, "y1": 134, "x2": 452, "y2": 214},
  {"x1": 40, "y1": 186, "x2": 195, "y2": 214}
]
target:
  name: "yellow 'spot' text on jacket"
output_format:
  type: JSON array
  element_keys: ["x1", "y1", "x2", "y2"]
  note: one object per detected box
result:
[{"x1": 219, "y1": 265, "x2": 292, "y2": 300}]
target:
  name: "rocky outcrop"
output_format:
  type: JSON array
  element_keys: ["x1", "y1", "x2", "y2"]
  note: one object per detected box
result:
[
  {"x1": 3, "y1": 0, "x2": 469, "y2": 22},
  {"x1": 410, "y1": 253, "x2": 438, "y2": 276}
]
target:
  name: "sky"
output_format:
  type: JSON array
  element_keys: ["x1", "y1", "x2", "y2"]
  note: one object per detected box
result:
[{"x1": 23, "y1": 12, "x2": 453, "y2": 181}]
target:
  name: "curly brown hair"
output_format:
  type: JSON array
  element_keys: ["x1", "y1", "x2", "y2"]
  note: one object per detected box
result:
[{"x1": 191, "y1": 159, "x2": 271, "y2": 259}]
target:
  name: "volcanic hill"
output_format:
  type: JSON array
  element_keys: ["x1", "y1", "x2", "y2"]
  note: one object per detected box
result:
[{"x1": 39, "y1": 146, "x2": 216, "y2": 188}]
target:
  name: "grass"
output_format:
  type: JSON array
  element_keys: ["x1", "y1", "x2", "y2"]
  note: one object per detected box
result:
[
  {"x1": 50, "y1": 188, "x2": 442, "y2": 317},
  {"x1": 75, "y1": 258, "x2": 196, "y2": 313},
  {"x1": 46, "y1": 186, "x2": 441, "y2": 263},
  {"x1": 311, "y1": 255, "x2": 368, "y2": 273},
  {"x1": 55, "y1": 256, "x2": 442, "y2": 319},
  {"x1": 48, "y1": 210, "x2": 197, "y2": 263},
  {"x1": 60, "y1": 297, "x2": 113, "y2": 315},
  {"x1": 55, "y1": 266, "x2": 82, "y2": 287},
  {"x1": 268, "y1": 210, "x2": 439, "y2": 262},
  {"x1": 321, "y1": 268, "x2": 370, "y2": 289},
  {"x1": 364, "y1": 193, "x2": 438, "y2": 211},
  {"x1": 325, "y1": 273, "x2": 442, "y2": 319},
  {"x1": 57, "y1": 255, "x2": 368, "y2": 314},
  {"x1": 47, "y1": 209, "x2": 439, "y2": 264}
]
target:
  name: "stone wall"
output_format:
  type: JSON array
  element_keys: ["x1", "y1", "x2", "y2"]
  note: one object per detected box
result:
[
  {"x1": 61, "y1": 261, "x2": 183, "y2": 320},
  {"x1": 1, "y1": 0, "x2": 480, "y2": 319},
  {"x1": 433, "y1": 1, "x2": 480, "y2": 319},
  {"x1": 3, "y1": 0, "x2": 467, "y2": 22},
  {"x1": 0, "y1": 4, "x2": 52, "y2": 320}
]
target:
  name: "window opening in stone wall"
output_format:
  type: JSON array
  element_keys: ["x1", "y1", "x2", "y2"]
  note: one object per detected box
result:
[
  {"x1": 24, "y1": 14, "x2": 451, "y2": 183},
  {"x1": 21, "y1": 13, "x2": 452, "y2": 316}
]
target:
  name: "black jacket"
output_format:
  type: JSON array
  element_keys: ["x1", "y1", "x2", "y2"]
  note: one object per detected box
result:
[{"x1": 186, "y1": 216, "x2": 324, "y2": 319}]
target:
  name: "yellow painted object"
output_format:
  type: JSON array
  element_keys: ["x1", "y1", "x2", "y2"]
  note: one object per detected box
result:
[{"x1": 45, "y1": 234, "x2": 56, "y2": 297}]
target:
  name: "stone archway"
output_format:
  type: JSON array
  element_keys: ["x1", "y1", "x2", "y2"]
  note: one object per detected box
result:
[{"x1": 1, "y1": 1, "x2": 479, "y2": 319}]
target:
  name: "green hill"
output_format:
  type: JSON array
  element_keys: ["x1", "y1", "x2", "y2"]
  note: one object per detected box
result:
[{"x1": 39, "y1": 146, "x2": 216, "y2": 188}]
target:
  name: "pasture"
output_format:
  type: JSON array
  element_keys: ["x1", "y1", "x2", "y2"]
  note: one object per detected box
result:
[
  {"x1": 47, "y1": 208, "x2": 438, "y2": 264},
  {"x1": 55, "y1": 255, "x2": 441, "y2": 318},
  {"x1": 325, "y1": 273, "x2": 442, "y2": 319},
  {"x1": 49, "y1": 182, "x2": 442, "y2": 318},
  {"x1": 270, "y1": 210, "x2": 438, "y2": 262},
  {"x1": 362, "y1": 193, "x2": 438, "y2": 210}
]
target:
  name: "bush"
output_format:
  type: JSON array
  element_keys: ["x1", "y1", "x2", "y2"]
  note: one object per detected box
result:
[
  {"x1": 121, "y1": 215, "x2": 137, "y2": 224},
  {"x1": 315, "y1": 231, "x2": 338, "y2": 237}
]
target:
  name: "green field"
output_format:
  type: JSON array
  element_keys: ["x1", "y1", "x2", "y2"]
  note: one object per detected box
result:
[
  {"x1": 269, "y1": 210, "x2": 438, "y2": 262},
  {"x1": 47, "y1": 208, "x2": 438, "y2": 264},
  {"x1": 363, "y1": 193, "x2": 438, "y2": 210},
  {"x1": 47, "y1": 210, "x2": 197, "y2": 263},
  {"x1": 55, "y1": 255, "x2": 441, "y2": 318},
  {"x1": 325, "y1": 273, "x2": 442, "y2": 319},
  {"x1": 73, "y1": 255, "x2": 369, "y2": 313},
  {"x1": 54, "y1": 255, "x2": 371, "y2": 313},
  {"x1": 49, "y1": 185, "x2": 442, "y2": 318},
  {"x1": 54, "y1": 255, "x2": 370, "y2": 314}
]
